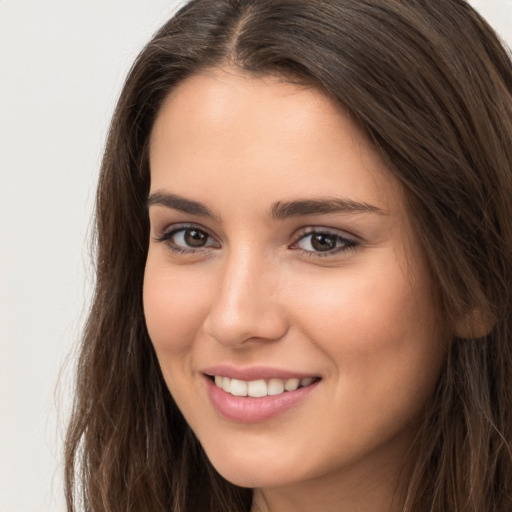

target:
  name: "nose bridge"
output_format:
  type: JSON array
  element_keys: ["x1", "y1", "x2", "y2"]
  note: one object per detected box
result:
[{"x1": 204, "y1": 243, "x2": 287, "y2": 347}]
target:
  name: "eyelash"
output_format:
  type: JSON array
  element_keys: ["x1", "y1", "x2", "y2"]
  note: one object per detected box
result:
[
  {"x1": 154, "y1": 224, "x2": 218, "y2": 255},
  {"x1": 291, "y1": 228, "x2": 358, "y2": 258},
  {"x1": 154, "y1": 224, "x2": 359, "y2": 258}
]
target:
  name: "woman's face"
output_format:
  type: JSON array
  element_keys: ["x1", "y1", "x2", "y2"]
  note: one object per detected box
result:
[{"x1": 144, "y1": 69, "x2": 447, "y2": 494}]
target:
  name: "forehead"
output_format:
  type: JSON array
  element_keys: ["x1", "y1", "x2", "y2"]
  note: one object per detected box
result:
[{"x1": 149, "y1": 68, "x2": 403, "y2": 217}]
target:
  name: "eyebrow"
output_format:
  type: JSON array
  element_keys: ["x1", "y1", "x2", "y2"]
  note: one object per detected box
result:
[
  {"x1": 147, "y1": 191, "x2": 385, "y2": 220},
  {"x1": 147, "y1": 191, "x2": 218, "y2": 219},
  {"x1": 269, "y1": 198, "x2": 386, "y2": 219}
]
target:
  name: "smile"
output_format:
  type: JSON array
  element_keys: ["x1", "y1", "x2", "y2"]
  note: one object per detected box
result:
[
  {"x1": 213, "y1": 375, "x2": 316, "y2": 397},
  {"x1": 204, "y1": 372, "x2": 321, "y2": 423}
]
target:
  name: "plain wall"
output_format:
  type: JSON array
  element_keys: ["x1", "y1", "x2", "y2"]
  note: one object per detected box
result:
[
  {"x1": 0, "y1": 1, "x2": 511, "y2": 511},
  {"x1": 0, "y1": 2, "x2": 184, "y2": 511}
]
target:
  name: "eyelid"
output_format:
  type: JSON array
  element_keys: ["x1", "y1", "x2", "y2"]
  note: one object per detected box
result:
[
  {"x1": 153, "y1": 222, "x2": 220, "y2": 251},
  {"x1": 293, "y1": 224, "x2": 358, "y2": 238},
  {"x1": 290, "y1": 226, "x2": 359, "y2": 256}
]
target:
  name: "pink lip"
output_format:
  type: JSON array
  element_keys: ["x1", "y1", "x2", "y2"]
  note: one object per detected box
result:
[
  {"x1": 202, "y1": 364, "x2": 318, "y2": 381},
  {"x1": 203, "y1": 374, "x2": 320, "y2": 424}
]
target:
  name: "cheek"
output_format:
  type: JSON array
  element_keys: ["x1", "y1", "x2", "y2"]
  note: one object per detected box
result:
[
  {"x1": 142, "y1": 257, "x2": 210, "y2": 356},
  {"x1": 286, "y1": 260, "x2": 446, "y2": 464},
  {"x1": 291, "y1": 251, "x2": 444, "y2": 389},
  {"x1": 294, "y1": 268, "x2": 419, "y2": 342}
]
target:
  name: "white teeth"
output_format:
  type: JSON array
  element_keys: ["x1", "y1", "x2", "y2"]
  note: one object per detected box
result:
[
  {"x1": 248, "y1": 379, "x2": 267, "y2": 397},
  {"x1": 213, "y1": 375, "x2": 317, "y2": 397},
  {"x1": 221, "y1": 376, "x2": 231, "y2": 393},
  {"x1": 284, "y1": 378, "x2": 300, "y2": 391},
  {"x1": 267, "y1": 378, "x2": 285, "y2": 396},
  {"x1": 230, "y1": 378, "x2": 248, "y2": 396}
]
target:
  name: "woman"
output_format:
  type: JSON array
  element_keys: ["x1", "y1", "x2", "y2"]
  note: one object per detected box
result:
[{"x1": 65, "y1": 0, "x2": 512, "y2": 511}]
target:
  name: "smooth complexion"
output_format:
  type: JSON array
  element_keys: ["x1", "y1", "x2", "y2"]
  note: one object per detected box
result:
[{"x1": 144, "y1": 69, "x2": 448, "y2": 512}]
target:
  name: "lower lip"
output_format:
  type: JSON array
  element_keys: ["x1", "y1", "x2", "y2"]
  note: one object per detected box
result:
[{"x1": 204, "y1": 376, "x2": 320, "y2": 424}]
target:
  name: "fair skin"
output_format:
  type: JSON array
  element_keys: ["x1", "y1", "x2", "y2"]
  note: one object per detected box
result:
[{"x1": 143, "y1": 68, "x2": 448, "y2": 512}]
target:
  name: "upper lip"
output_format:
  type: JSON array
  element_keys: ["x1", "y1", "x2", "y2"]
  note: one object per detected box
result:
[{"x1": 201, "y1": 364, "x2": 319, "y2": 381}]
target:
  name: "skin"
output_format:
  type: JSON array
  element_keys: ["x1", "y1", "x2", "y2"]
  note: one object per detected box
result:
[{"x1": 144, "y1": 68, "x2": 449, "y2": 512}]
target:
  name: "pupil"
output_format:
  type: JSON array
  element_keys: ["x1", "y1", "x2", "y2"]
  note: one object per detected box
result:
[
  {"x1": 184, "y1": 229, "x2": 207, "y2": 247},
  {"x1": 311, "y1": 233, "x2": 336, "y2": 251}
]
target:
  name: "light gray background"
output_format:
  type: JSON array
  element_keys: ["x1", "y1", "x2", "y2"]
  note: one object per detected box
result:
[{"x1": 0, "y1": 1, "x2": 511, "y2": 511}]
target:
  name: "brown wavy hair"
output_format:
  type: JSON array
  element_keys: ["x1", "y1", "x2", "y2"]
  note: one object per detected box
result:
[{"x1": 65, "y1": 1, "x2": 512, "y2": 510}]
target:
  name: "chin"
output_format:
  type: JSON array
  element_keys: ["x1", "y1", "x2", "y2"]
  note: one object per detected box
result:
[
  {"x1": 215, "y1": 466, "x2": 290, "y2": 489},
  {"x1": 205, "y1": 449, "x2": 301, "y2": 489}
]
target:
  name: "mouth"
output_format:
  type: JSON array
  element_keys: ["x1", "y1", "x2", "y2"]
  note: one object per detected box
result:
[
  {"x1": 203, "y1": 372, "x2": 321, "y2": 423},
  {"x1": 201, "y1": 365, "x2": 322, "y2": 423},
  {"x1": 207, "y1": 374, "x2": 320, "y2": 398}
]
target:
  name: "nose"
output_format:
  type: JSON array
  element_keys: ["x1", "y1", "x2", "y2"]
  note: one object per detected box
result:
[{"x1": 203, "y1": 248, "x2": 289, "y2": 348}]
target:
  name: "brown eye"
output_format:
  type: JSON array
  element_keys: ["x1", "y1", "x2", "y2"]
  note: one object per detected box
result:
[
  {"x1": 184, "y1": 229, "x2": 209, "y2": 247},
  {"x1": 159, "y1": 226, "x2": 219, "y2": 252},
  {"x1": 294, "y1": 229, "x2": 357, "y2": 256},
  {"x1": 310, "y1": 233, "x2": 337, "y2": 252}
]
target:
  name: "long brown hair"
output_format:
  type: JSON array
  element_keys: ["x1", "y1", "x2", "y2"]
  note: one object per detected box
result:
[{"x1": 65, "y1": 1, "x2": 512, "y2": 510}]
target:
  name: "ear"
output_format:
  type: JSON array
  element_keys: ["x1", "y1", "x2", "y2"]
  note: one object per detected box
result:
[{"x1": 453, "y1": 307, "x2": 496, "y2": 339}]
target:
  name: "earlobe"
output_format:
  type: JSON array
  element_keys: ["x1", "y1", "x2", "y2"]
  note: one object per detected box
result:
[{"x1": 453, "y1": 307, "x2": 496, "y2": 339}]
